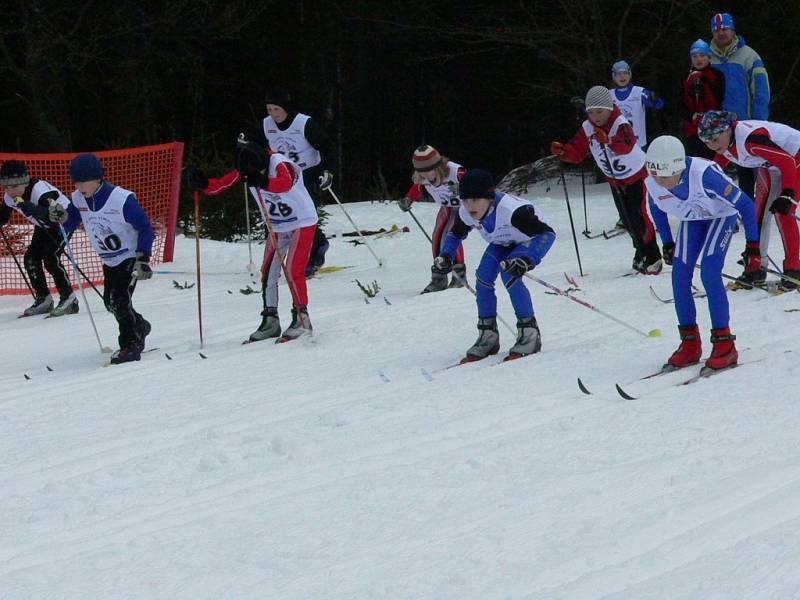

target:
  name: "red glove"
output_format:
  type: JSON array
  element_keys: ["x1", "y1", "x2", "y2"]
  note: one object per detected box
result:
[
  {"x1": 742, "y1": 241, "x2": 761, "y2": 273},
  {"x1": 550, "y1": 141, "x2": 565, "y2": 156},
  {"x1": 592, "y1": 126, "x2": 609, "y2": 145}
]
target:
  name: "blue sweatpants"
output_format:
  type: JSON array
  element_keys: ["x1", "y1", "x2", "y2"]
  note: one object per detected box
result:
[
  {"x1": 475, "y1": 232, "x2": 556, "y2": 319},
  {"x1": 671, "y1": 215, "x2": 738, "y2": 329}
]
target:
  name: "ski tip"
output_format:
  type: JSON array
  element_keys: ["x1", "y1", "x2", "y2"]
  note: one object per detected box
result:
[
  {"x1": 615, "y1": 383, "x2": 637, "y2": 400},
  {"x1": 199, "y1": 352, "x2": 207, "y2": 359},
  {"x1": 46, "y1": 365, "x2": 53, "y2": 371},
  {"x1": 577, "y1": 378, "x2": 592, "y2": 395},
  {"x1": 23, "y1": 373, "x2": 31, "y2": 380},
  {"x1": 165, "y1": 353, "x2": 173, "y2": 360}
]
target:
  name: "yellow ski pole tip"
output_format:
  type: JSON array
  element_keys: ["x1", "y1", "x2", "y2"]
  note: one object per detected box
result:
[{"x1": 648, "y1": 328, "x2": 663, "y2": 337}]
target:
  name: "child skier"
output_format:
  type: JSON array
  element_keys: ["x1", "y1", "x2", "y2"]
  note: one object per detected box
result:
[
  {"x1": 398, "y1": 145, "x2": 468, "y2": 293},
  {"x1": 184, "y1": 136, "x2": 318, "y2": 343},
  {"x1": 0, "y1": 159, "x2": 81, "y2": 316},
  {"x1": 644, "y1": 135, "x2": 760, "y2": 373},
  {"x1": 68, "y1": 153, "x2": 153, "y2": 364},
  {"x1": 698, "y1": 110, "x2": 800, "y2": 289},
  {"x1": 609, "y1": 60, "x2": 665, "y2": 149},
  {"x1": 432, "y1": 169, "x2": 556, "y2": 362},
  {"x1": 551, "y1": 85, "x2": 662, "y2": 274}
]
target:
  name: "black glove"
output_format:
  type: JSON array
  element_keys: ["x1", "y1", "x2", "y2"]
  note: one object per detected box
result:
[
  {"x1": 432, "y1": 255, "x2": 453, "y2": 275},
  {"x1": 397, "y1": 196, "x2": 413, "y2": 212},
  {"x1": 182, "y1": 165, "x2": 209, "y2": 191},
  {"x1": 662, "y1": 242, "x2": 675, "y2": 266},
  {"x1": 132, "y1": 252, "x2": 153, "y2": 280},
  {"x1": 769, "y1": 190, "x2": 795, "y2": 215},
  {"x1": 48, "y1": 201, "x2": 68, "y2": 224},
  {"x1": 500, "y1": 256, "x2": 534, "y2": 278},
  {"x1": 235, "y1": 134, "x2": 269, "y2": 188},
  {"x1": 318, "y1": 170, "x2": 334, "y2": 191}
]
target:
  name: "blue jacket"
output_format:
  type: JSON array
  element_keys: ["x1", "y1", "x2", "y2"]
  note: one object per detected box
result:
[{"x1": 709, "y1": 35, "x2": 769, "y2": 120}]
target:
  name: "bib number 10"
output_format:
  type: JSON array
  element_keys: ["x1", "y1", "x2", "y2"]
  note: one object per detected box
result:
[{"x1": 96, "y1": 234, "x2": 122, "y2": 252}]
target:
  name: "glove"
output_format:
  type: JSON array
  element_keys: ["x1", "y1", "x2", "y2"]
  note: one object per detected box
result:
[
  {"x1": 397, "y1": 196, "x2": 413, "y2": 212},
  {"x1": 592, "y1": 126, "x2": 609, "y2": 145},
  {"x1": 500, "y1": 256, "x2": 534, "y2": 278},
  {"x1": 550, "y1": 141, "x2": 565, "y2": 157},
  {"x1": 318, "y1": 170, "x2": 333, "y2": 191},
  {"x1": 432, "y1": 255, "x2": 453, "y2": 275},
  {"x1": 769, "y1": 191, "x2": 795, "y2": 215},
  {"x1": 132, "y1": 252, "x2": 153, "y2": 280},
  {"x1": 48, "y1": 201, "x2": 68, "y2": 224},
  {"x1": 662, "y1": 242, "x2": 675, "y2": 266},
  {"x1": 742, "y1": 241, "x2": 762, "y2": 273},
  {"x1": 235, "y1": 134, "x2": 269, "y2": 187},
  {"x1": 182, "y1": 165, "x2": 209, "y2": 191}
]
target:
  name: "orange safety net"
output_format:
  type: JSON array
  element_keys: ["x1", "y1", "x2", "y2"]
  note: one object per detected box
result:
[{"x1": 0, "y1": 142, "x2": 184, "y2": 295}]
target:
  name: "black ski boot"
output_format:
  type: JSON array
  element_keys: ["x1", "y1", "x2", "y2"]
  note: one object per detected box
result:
[
  {"x1": 110, "y1": 346, "x2": 142, "y2": 364},
  {"x1": 249, "y1": 307, "x2": 281, "y2": 342},
  {"x1": 421, "y1": 270, "x2": 448, "y2": 294},
  {"x1": 462, "y1": 317, "x2": 500, "y2": 363},
  {"x1": 278, "y1": 305, "x2": 312, "y2": 342},
  {"x1": 49, "y1": 293, "x2": 79, "y2": 317},
  {"x1": 23, "y1": 295, "x2": 53, "y2": 316}
]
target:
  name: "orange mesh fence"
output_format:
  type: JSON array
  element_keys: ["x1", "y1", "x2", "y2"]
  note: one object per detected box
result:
[{"x1": 0, "y1": 142, "x2": 184, "y2": 296}]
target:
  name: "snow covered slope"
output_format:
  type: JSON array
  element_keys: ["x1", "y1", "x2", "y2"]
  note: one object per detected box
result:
[{"x1": 1, "y1": 178, "x2": 799, "y2": 599}]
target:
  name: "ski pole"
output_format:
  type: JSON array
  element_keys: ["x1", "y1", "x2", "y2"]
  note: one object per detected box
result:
[
  {"x1": 407, "y1": 208, "x2": 433, "y2": 244},
  {"x1": 325, "y1": 186, "x2": 384, "y2": 267},
  {"x1": 559, "y1": 167, "x2": 585, "y2": 277},
  {"x1": 41, "y1": 224, "x2": 106, "y2": 302},
  {"x1": 0, "y1": 226, "x2": 35, "y2": 298},
  {"x1": 194, "y1": 191, "x2": 204, "y2": 347},
  {"x1": 59, "y1": 224, "x2": 112, "y2": 354},
  {"x1": 580, "y1": 165, "x2": 589, "y2": 235},
  {"x1": 599, "y1": 143, "x2": 647, "y2": 260},
  {"x1": 243, "y1": 183, "x2": 257, "y2": 277},
  {"x1": 524, "y1": 272, "x2": 662, "y2": 338}
]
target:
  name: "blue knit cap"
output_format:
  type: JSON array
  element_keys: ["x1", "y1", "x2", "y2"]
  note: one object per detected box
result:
[
  {"x1": 459, "y1": 169, "x2": 495, "y2": 200},
  {"x1": 690, "y1": 39, "x2": 711, "y2": 56},
  {"x1": 711, "y1": 12, "x2": 734, "y2": 32},
  {"x1": 69, "y1": 153, "x2": 105, "y2": 182},
  {"x1": 611, "y1": 60, "x2": 631, "y2": 76}
]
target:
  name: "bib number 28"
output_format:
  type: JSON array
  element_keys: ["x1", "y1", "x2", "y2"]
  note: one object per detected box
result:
[{"x1": 268, "y1": 201, "x2": 293, "y2": 217}]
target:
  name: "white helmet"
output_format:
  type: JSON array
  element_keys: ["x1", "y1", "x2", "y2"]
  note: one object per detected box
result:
[{"x1": 646, "y1": 136, "x2": 686, "y2": 177}]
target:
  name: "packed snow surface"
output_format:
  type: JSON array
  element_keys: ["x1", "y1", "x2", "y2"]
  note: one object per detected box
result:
[{"x1": 1, "y1": 178, "x2": 799, "y2": 599}]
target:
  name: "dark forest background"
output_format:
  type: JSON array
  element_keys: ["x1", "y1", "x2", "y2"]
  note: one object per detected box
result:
[{"x1": 2, "y1": 0, "x2": 799, "y2": 237}]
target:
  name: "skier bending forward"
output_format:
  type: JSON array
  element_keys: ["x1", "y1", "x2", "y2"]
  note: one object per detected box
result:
[{"x1": 432, "y1": 169, "x2": 556, "y2": 362}]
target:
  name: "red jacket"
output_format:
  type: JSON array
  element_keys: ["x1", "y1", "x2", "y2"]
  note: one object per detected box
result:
[
  {"x1": 681, "y1": 65, "x2": 725, "y2": 138},
  {"x1": 714, "y1": 123, "x2": 800, "y2": 196},
  {"x1": 559, "y1": 106, "x2": 645, "y2": 186}
]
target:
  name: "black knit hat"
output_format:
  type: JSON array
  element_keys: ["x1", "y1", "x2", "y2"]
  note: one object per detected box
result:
[
  {"x1": 265, "y1": 89, "x2": 293, "y2": 111},
  {"x1": 0, "y1": 160, "x2": 30, "y2": 186},
  {"x1": 459, "y1": 169, "x2": 496, "y2": 200}
]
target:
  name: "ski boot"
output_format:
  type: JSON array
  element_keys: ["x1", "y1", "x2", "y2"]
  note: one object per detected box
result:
[
  {"x1": 249, "y1": 307, "x2": 281, "y2": 342},
  {"x1": 448, "y1": 263, "x2": 467, "y2": 288},
  {"x1": 461, "y1": 316, "x2": 500, "y2": 363},
  {"x1": 780, "y1": 268, "x2": 800, "y2": 291},
  {"x1": 110, "y1": 346, "x2": 142, "y2": 365},
  {"x1": 277, "y1": 305, "x2": 312, "y2": 342},
  {"x1": 421, "y1": 270, "x2": 448, "y2": 294},
  {"x1": 631, "y1": 249, "x2": 643, "y2": 273},
  {"x1": 23, "y1": 295, "x2": 53, "y2": 316},
  {"x1": 704, "y1": 327, "x2": 738, "y2": 371},
  {"x1": 138, "y1": 318, "x2": 152, "y2": 350},
  {"x1": 735, "y1": 266, "x2": 766, "y2": 288},
  {"x1": 505, "y1": 316, "x2": 541, "y2": 360},
  {"x1": 50, "y1": 293, "x2": 79, "y2": 317},
  {"x1": 665, "y1": 324, "x2": 702, "y2": 369}
]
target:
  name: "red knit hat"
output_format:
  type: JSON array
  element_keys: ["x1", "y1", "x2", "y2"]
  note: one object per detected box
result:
[{"x1": 412, "y1": 145, "x2": 442, "y2": 171}]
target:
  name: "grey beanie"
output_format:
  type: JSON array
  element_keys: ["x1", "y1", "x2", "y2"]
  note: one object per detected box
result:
[{"x1": 585, "y1": 85, "x2": 614, "y2": 111}]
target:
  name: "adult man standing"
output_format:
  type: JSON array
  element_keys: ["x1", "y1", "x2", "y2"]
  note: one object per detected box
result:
[{"x1": 708, "y1": 12, "x2": 770, "y2": 199}]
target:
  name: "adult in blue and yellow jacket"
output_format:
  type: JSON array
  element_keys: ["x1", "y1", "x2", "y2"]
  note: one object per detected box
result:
[{"x1": 707, "y1": 12, "x2": 769, "y2": 200}]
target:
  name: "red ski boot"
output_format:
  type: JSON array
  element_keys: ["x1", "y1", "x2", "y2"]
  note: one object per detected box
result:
[
  {"x1": 666, "y1": 324, "x2": 702, "y2": 369},
  {"x1": 704, "y1": 327, "x2": 738, "y2": 371}
]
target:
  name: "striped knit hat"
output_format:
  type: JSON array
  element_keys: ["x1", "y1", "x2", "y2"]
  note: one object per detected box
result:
[
  {"x1": 412, "y1": 145, "x2": 442, "y2": 171},
  {"x1": 585, "y1": 86, "x2": 614, "y2": 111}
]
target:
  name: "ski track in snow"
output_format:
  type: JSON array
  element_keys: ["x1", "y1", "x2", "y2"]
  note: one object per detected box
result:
[{"x1": 1, "y1": 181, "x2": 799, "y2": 599}]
